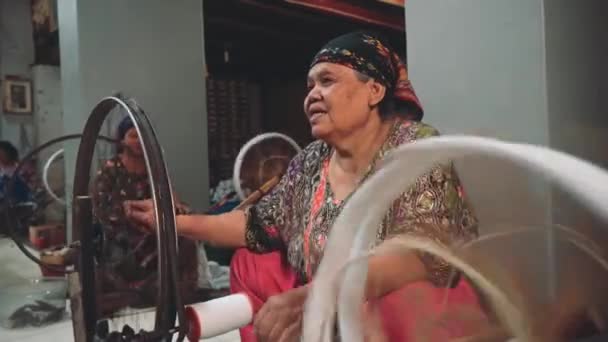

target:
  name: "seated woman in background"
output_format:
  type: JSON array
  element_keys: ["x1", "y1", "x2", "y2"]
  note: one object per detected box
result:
[
  {"x1": 0, "y1": 140, "x2": 32, "y2": 236},
  {"x1": 126, "y1": 31, "x2": 484, "y2": 341},
  {"x1": 0, "y1": 140, "x2": 31, "y2": 204},
  {"x1": 92, "y1": 117, "x2": 198, "y2": 303}
]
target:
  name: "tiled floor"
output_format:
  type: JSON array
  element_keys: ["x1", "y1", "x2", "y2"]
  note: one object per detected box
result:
[{"x1": 0, "y1": 238, "x2": 240, "y2": 341}]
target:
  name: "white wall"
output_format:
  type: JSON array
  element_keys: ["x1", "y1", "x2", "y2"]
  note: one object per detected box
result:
[
  {"x1": 0, "y1": 0, "x2": 36, "y2": 152},
  {"x1": 57, "y1": 0, "x2": 210, "y2": 232},
  {"x1": 544, "y1": 0, "x2": 608, "y2": 243},
  {"x1": 32, "y1": 65, "x2": 64, "y2": 221},
  {"x1": 405, "y1": 0, "x2": 552, "y2": 228},
  {"x1": 406, "y1": 0, "x2": 608, "y2": 299},
  {"x1": 406, "y1": 0, "x2": 549, "y2": 144},
  {"x1": 33, "y1": 65, "x2": 63, "y2": 159},
  {"x1": 545, "y1": 0, "x2": 608, "y2": 166}
]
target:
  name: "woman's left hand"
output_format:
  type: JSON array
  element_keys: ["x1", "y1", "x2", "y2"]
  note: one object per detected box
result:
[{"x1": 254, "y1": 285, "x2": 308, "y2": 342}]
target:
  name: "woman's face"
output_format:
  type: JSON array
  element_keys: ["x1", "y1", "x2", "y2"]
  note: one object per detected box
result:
[
  {"x1": 304, "y1": 62, "x2": 385, "y2": 141},
  {"x1": 122, "y1": 127, "x2": 143, "y2": 157}
]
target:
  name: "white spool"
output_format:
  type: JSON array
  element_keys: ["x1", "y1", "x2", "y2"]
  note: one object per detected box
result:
[
  {"x1": 186, "y1": 293, "x2": 253, "y2": 339},
  {"x1": 102, "y1": 293, "x2": 252, "y2": 340}
]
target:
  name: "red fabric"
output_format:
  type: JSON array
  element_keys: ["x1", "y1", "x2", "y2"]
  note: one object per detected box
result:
[
  {"x1": 369, "y1": 279, "x2": 487, "y2": 341},
  {"x1": 230, "y1": 248, "x2": 486, "y2": 342},
  {"x1": 230, "y1": 249, "x2": 299, "y2": 342}
]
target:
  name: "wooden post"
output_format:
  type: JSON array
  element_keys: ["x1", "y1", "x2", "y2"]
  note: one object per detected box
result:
[
  {"x1": 68, "y1": 272, "x2": 87, "y2": 342},
  {"x1": 74, "y1": 196, "x2": 96, "y2": 342}
]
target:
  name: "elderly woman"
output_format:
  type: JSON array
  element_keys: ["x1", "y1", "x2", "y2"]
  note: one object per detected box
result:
[
  {"x1": 126, "y1": 31, "x2": 482, "y2": 341},
  {"x1": 93, "y1": 117, "x2": 198, "y2": 302}
]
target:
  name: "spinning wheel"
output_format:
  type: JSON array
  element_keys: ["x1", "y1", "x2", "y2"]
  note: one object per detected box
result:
[
  {"x1": 5, "y1": 96, "x2": 298, "y2": 341},
  {"x1": 42, "y1": 148, "x2": 67, "y2": 205},
  {"x1": 304, "y1": 136, "x2": 608, "y2": 342},
  {"x1": 4, "y1": 96, "x2": 191, "y2": 341},
  {"x1": 68, "y1": 96, "x2": 270, "y2": 341},
  {"x1": 233, "y1": 132, "x2": 301, "y2": 201},
  {"x1": 5, "y1": 134, "x2": 116, "y2": 274},
  {"x1": 69, "y1": 95, "x2": 188, "y2": 342}
]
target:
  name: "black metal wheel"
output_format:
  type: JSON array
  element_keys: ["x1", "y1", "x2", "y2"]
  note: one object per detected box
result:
[
  {"x1": 5, "y1": 134, "x2": 116, "y2": 273},
  {"x1": 70, "y1": 95, "x2": 188, "y2": 342}
]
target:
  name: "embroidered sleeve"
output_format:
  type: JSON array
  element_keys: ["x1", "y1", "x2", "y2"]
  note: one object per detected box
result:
[
  {"x1": 387, "y1": 163, "x2": 478, "y2": 286},
  {"x1": 243, "y1": 151, "x2": 305, "y2": 253},
  {"x1": 386, "y1": 124, "x2": 478, "y2": 286}
]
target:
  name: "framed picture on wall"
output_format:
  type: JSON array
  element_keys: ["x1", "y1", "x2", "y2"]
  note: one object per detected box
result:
[{"x1": 2, "y1": 77, "x2": 33, "y2": 115}]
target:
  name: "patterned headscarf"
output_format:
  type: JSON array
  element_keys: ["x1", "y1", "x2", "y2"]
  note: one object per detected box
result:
[{"x1": 311, "y1": 31, "x2": 424, "y2": 121}]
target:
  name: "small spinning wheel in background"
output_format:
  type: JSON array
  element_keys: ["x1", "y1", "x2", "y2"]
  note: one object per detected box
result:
[
  {"x1": 42, "y1": 137, "x2": 116, "y2": 206},
  {"x1": 233, "y1": 132, "x2": 301, "y2": 202},
  {"x1": 5, "y1": 134, "x2": 117, "y2": 274},
  {"x1": 42, "y1": 148, "x2": 67, "y2": 206}
]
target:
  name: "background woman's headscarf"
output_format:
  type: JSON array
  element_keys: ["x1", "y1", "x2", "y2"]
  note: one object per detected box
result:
[
  {"x1": 115, "y1": 116, "x2": 134, "y2": 154},
  {"x1": 117, "y1": 116, "x2": 135, "y2": 141},
  {"x1": 310, "y1": 31, "x2": 424, "y2": 121}
]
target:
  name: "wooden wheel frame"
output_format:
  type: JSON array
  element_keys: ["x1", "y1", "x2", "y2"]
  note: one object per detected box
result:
[{"x1": 70, "y1": 95, "x2": 188, "y2": 341}]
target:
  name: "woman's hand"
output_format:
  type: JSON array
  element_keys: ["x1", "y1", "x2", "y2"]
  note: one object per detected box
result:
[
  {"x1": 254, "y1": 285, "x2": 308, "y2": 342},
  {"x1": 123, "y1": 199, "x2": 156, "y2": 232},
  {"x1": 124, "y1": 202, "x2": 248, "y2": 247}
]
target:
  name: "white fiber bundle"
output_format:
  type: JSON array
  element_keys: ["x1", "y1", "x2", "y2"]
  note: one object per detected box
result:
[{"x1": 303, "y1": 135, "x2": 608, "y2": 342}]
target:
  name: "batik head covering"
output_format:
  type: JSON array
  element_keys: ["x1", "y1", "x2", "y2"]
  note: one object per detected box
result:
[{"x1": 310, "y1": 31, "x2": 424, "y2": 121}]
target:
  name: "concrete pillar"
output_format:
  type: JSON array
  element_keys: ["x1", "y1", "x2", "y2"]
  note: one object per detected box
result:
[
  {"x1": 405, "y1": 0, "x2": 551, "y2": 228},
  {"x1": 57, "y1": 0, "x2": 209, "y2": 238},
  {"x1": 406, "y1": 0, "x2": 608, "y2": 300},
  {"x1": 543, "y1": 0, "x2": 608, "y2": 254},
  {"x1": 0, "y1": 0, "x2": 36, "y2": 152}
]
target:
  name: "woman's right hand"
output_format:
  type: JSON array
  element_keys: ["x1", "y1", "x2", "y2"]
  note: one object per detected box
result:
[
  {"x1": 124, "y1": 199, "x2": 156, "y2": 232},
  {"x1": 124, "y1": 202, "x2": 247, "y2": 247}
]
